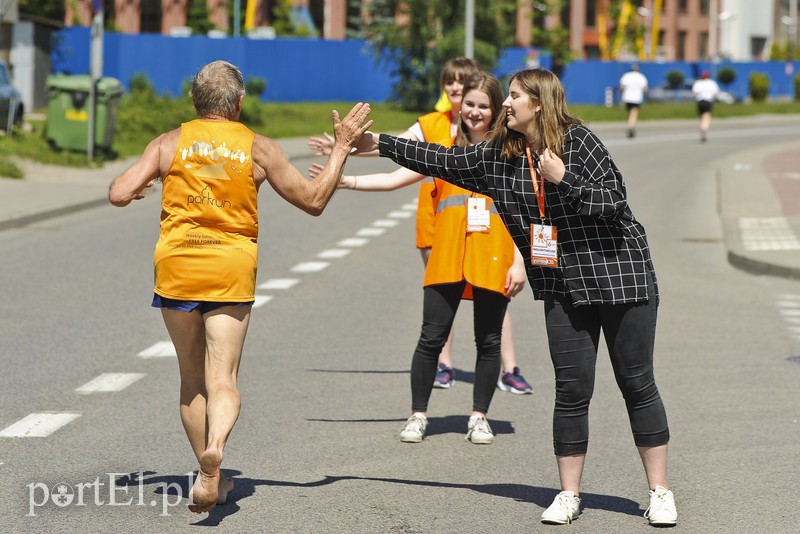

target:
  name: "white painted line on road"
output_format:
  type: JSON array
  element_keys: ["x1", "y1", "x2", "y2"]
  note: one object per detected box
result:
[
  {"x1": 779, "y1": 308, "x2": 800, "y2": 316},
  {"x1": 138, "y1": 341, "x2": 176, "y2": 358},
  {"x1": 777, "y1": 301, "x2": 800, "y2": 308},
  {"x1": 291, "y1": 261, "x2": 330, "y2": 273},
  {"x1": 318, "y1": 249, "x2": 351, "y2": 259},
  {"x1": 778, "y1": 293, "x2": 800, "y2": 300},
  {"x1": 76, "y1": 373, "x2": 146, "y2": 394},
  {"x1": 373, "y1": 219, "x2": 400, "y2": 228},
  {"x1": 401, "y1": 203, "x2": 417, "y2": 211},
  {"x1": 739, "y1": 217, "x2": 800, "y2": 251},
  {"x1": 0, "y1": 413, "x2": 81, "y2": 438},
  {"x1": 357, "y1": 227, "x2": 386, "y2": 237},
  {"x1": 258, "y1": 278, "x2": 300, "y2": 290},
  {"x1": 387, "y1": 211, "x2": 413, "y2": 219},
  {"x1": 338, "y1": 237, "x2": 369, "y2": 247},
  {"x1": 253, "y1": 295, "x2": 273, "y2": 308}
]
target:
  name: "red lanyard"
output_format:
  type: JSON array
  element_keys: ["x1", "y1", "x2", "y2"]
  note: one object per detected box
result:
[{"x1": 525, "y1": 146, "x2": 546, "y2": 219}]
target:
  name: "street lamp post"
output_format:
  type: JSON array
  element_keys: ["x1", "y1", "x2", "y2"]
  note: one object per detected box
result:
[{"x1": 637, "y1": 6, "x2": 652, "y2": 61}]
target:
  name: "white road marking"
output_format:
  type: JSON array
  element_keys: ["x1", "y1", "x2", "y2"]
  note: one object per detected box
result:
[
  {"x1": 138, "y1": 341, "x2": 176, "y2": 358},
  {"x1": 373, "y1": 219, "x2": 400, "y2": 228},
  {"x1": 291, "y1": 261, "x2": 330, "y2": 273},
  {"x1": 338, "y1": 237, "x2": 369, "y2": 247},
  {"x1": 357, "y1": 228, "x2": 386, "y2": 237},
  {"x1": 253, "y1": 295, "x2": 273, "y2": 308},
  {"x1": 739, "y1": 217, "x2": 800, "y2": 251},
  {"x1": 318, "y1": 249, "x2": 351, "y2": 258},
  {"x1": 401, "y1": 203, "x2": 417, "y2": 211},
  {"x1": 387, "y1": 211, "x2": 413, "y2": 218},
  {"x1": 76, "y1": 373, "x2": 146, "y2": 394},
  {"x1": 0, "y1": 413, "x2": 81, "y2": 438},
  {"x1": 258, "y1": 278, "x2": 300, "y2": 290}
]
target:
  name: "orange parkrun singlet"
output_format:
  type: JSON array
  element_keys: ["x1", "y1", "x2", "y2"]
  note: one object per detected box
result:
[
  {"x1": 415, "y1": 111, "x2": 455, "y2": 249},
  {"x1": 154, "y1": 119, "x2": 259, "y2": 302},
  {"x1": 423, "y1": 178, "x2": 516, "y2": 298}
]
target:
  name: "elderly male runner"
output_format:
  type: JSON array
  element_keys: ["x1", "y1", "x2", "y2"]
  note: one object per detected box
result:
[{"x1": 109, "y1": 60, "x2": 371, "y2": 513}]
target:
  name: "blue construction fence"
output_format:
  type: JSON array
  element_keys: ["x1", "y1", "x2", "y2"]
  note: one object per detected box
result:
[
  {"x1": 51, "y1": 27, "x2": 549, "y2": 103},
  {"x1": 52, "y1": 27, "x2": 798, "y2": 105},
  {"x1": 564, "y1": 59, "x2": 800, "y2": 104}
]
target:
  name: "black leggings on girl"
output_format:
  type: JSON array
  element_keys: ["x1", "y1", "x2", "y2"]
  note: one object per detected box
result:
[
  {"x1": 410, "y1": 282, "x2": 508, "y2": 414},
  {"x1": 543, "y1": 277, "x2": 670, "y2": 456}
]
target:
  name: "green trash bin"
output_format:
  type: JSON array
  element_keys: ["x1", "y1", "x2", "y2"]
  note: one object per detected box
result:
[{"x1": 46, "y1": 75, "x2": 123, "y2": 152}]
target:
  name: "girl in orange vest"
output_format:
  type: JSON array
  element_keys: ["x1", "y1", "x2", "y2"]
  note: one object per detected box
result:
[
  {"x1": 315, "y1": 73, "x2": 527, "y2": 444},
  {"x1": 308, "y1": 57, "x2": 481, "y2": 373}
]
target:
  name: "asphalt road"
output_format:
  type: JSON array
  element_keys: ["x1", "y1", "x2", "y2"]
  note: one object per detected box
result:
[{"x1": 1, "y1": 119, "x2": 799, "y2": 533}]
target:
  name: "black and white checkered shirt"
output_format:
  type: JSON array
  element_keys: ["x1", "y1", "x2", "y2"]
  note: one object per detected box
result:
[{"x1": 379, "y1": 124, "x2": 658, "y2": 305}]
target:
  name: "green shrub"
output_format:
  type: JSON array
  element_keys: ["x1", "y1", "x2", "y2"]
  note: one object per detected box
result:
[
  {"x1": 795, "y1": 73, "x2": 800, "y2": 102},
  {"x1": 666, "y1": 70, "x2": 685, "y2": 89},
  {"x1": 0, "y1": 158, "x2": 23, "y2": 178},
  {"x1": 245, "y1": 76, "x2": 267, "y2": 98},
  {"x1": 749, "y1": 72, "x2": 769, "y2": 102},
  {"x1": 717, "y1": 66, "x2": 736, "y2": 86}
]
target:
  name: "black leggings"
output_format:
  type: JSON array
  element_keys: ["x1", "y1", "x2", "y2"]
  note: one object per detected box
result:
[
  {"x1": 543, "y1": 279, "x2": 669, "y2": 456},
  {"x1": 410, "y1": 282, "x2": 508, "y2": 414}
]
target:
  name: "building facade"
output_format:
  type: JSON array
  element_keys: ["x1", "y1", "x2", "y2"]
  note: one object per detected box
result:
[{"x1": 64, "y1": 0, "x2": 792, "y2": 62}]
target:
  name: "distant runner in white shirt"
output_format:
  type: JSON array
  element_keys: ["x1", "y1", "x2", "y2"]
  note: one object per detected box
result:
[
  {"x1": 691, "y1": 71, "x2": 721, "y2": 143},
  {"x1": 619, "y1": 64, "x2": 648, "y2": 138}
]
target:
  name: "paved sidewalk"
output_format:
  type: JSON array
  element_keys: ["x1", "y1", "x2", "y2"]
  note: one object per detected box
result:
[{"x1": 1, "y1": 128, "x2": 799, "y2": 280}]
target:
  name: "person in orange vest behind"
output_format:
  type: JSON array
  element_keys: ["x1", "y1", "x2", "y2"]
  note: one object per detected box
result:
[
  {"x1": 308, "y1": 57, "x2": 481, "y2": 374},
  {"x1": 310, "y1": 72, "x2": 529, "y2": 444}
]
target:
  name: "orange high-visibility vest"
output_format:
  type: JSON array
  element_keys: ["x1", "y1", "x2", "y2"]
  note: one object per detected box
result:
[
  {"x1": 154, "y1": 119, "x2": 259, "y2": 301},
  {"x1": 423, "y1": 178, "x2": 516, "y2": 297},
  {"x1": 415, "y1": 111, "x2": 455, "y2": 249}
]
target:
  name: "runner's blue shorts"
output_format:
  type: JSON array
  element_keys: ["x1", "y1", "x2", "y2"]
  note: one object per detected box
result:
[{"x1": 151, "y1": 294, "x2": 254, "y2": 314}]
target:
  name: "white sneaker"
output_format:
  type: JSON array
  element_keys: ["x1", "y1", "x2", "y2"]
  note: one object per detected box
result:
[
  {"x1": 644, "y1": 485, "x2": 677, "y2": 526},
  {"x1": 541, "y1": 491, "x2": 581, "y2": 524},
  {"x1": 399, "y1": 414, "x2": 427, "y2": 443},
  {"x1": 465, "y1": 415, "x2": 494, "y2": 444}
]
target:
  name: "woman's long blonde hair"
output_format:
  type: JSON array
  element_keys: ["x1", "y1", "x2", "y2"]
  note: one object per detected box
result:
[
  {"x1": 488, "y1": 68, "x2": 582, "y2": 159},
  {"x1": 455, "y1": 72, "x2": 504, "y2": 147}
]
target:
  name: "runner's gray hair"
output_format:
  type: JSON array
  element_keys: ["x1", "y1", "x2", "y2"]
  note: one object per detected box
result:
[{"x1": 191, "y1": 60, "x2": 245, "y2": 119}]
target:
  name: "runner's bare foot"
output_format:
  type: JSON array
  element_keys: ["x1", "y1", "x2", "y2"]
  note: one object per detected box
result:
[
  {"x1": 217, "y1": 476, "x2": 234, "y2": 504},
  {"x1": 188, "y1": 448, "x2": 222, "y2": 513}
]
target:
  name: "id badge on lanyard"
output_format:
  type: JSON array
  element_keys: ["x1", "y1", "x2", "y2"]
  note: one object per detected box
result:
[
  {"x1": 526, "y1": 146, "x2": 558, "y2": 268},
  {"x1": 466, "y1": 196, "x2": 490, "y2": 233}
]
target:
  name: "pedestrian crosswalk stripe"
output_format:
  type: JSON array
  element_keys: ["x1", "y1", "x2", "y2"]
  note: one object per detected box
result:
[
  {"x1": 373, "y1": 219, "x2": 400, "y2": 228},
  {"x1": 0, "y1": 413, "x2": 81, "y2": 438},
  {"x1": 401, "y1": 203, "x2": 417, "y2": 211},
  {"x1": 76, "y1": 373, "x2": 146, "y2": 394}
]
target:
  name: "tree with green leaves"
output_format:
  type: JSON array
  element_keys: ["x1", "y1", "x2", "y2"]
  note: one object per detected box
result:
[
  {"x1": 529, "y1": 0, "x2": 574, "y2": 77},
  {"x1": 187, "y1": 0, "x2": 215, "y2": 36},
  {"x1": 368, "y1": 0, "x2": 517, "y2": 111},
  {"x1": 18, "y1": 0, "x2": 63, "y2": 21}
]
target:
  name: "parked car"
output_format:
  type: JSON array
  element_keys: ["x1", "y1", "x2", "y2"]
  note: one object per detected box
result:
[
  {"x1": 646, "y1": 80, "x2": 741, "y2": 104},
  {"x1": 0, "y1": 61, "x2": 23, "y2": 129}
]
